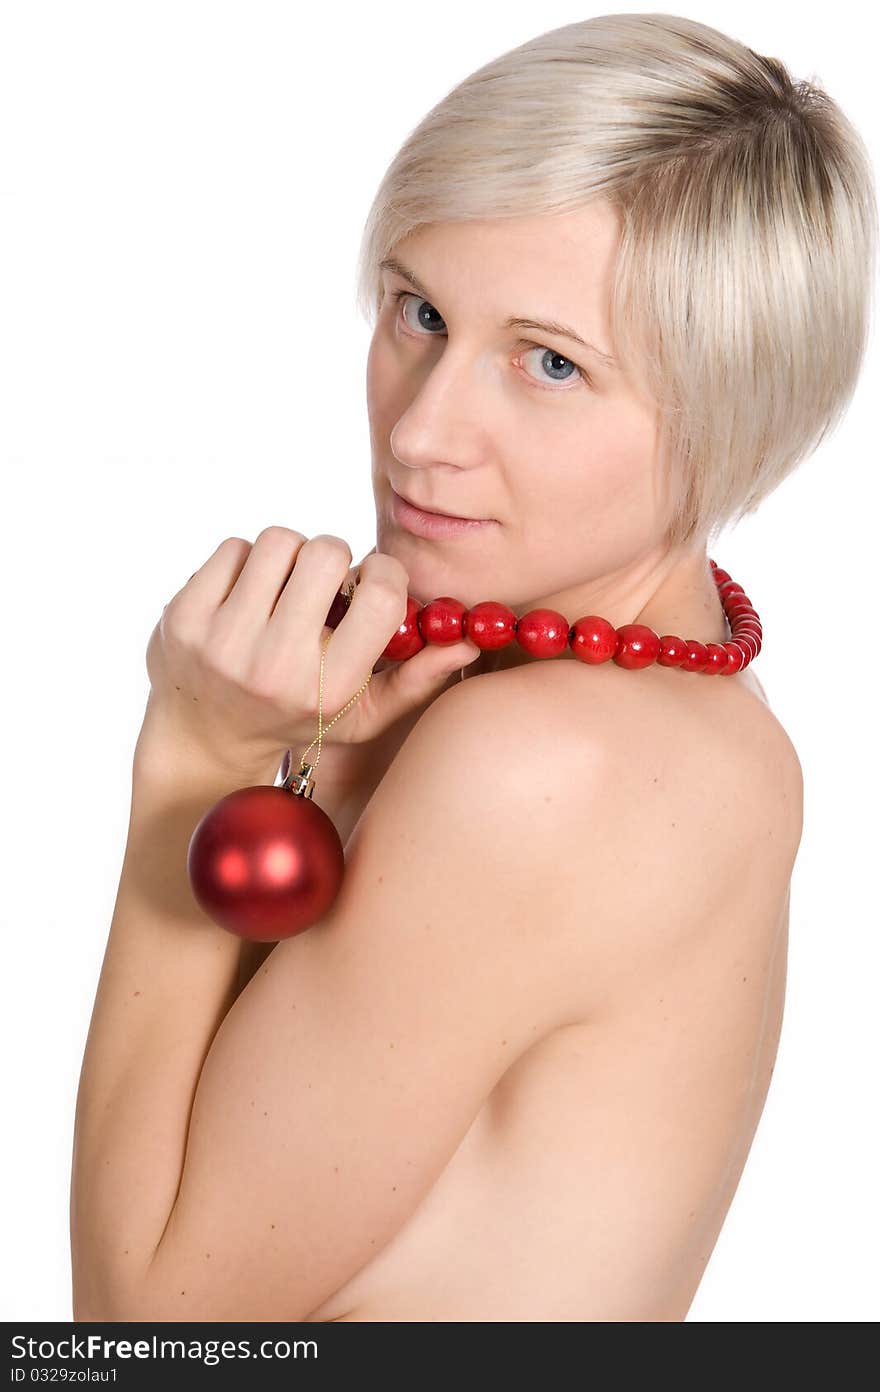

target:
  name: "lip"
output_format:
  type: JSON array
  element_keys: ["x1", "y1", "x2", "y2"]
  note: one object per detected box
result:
[{"x1": 390, "y1": 486, "x2": 497, "y2": 540}]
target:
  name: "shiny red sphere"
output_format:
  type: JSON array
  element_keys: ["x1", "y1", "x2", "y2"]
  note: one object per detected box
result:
[
  {"x1": 418, "y1": 596, "x2": 467, "y2": 644},
  {"x1": 703, "y1": 642, "x2": 731, "y2": 674},
  {"x1": 382, "y1": 594, "x2": 425, "y2": 662},
  {"x1": 569, "y1": 615, "x2": 618, "y2": 664},
  {"x1": 722, "y1": 641, "x2": 747, "y2": 673},
  {"x1": 735, "y1": 631, "x2": 760, "y2": 658},
  {"x1": 516, "y1": 608, "x2": 570, "y2": 658},
  {"x1": 613, "y1": 624, "x2": 661, "y2": 669},
  {"x1": 725, "y1": 596, "x2": 754, "y2": 618},
  {"x1": 187, "y1": 785, "x2": 344, "y2": 941},
  {"x1": 656, "y1": 634, "x2": 688, "y2": 667},
  {"x1": 464, "y1": 601, "x2": 518, "y2": 649},
  {"x1": 680, "y1": 639, "x2": 709, "y2": 673}
]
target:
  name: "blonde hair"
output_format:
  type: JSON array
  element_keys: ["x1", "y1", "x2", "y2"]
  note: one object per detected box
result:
[{"x1": 355, "y1": 12, "x2": 878, "y2": 548}]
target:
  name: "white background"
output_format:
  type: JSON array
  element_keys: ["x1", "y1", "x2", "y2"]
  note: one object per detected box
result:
[{"x1": 1, "y1": 0, "x2": 876, "y2": 1322}]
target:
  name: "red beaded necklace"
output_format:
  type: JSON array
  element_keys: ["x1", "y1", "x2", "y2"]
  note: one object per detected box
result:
[
  {"x1": 187, "y1": 557, "x2": 760, "y2": 944},
  {"x1": 370, "y1": 558, "x2": 760, "y2": 674}
]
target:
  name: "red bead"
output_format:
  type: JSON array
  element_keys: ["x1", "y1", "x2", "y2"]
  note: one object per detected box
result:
[
  {"x1": 516, "y1": 608, "x2": 570, "y2": 658},
  {"x1": 464, "y1": 600, "x2": 518, "y2": 649},
  {"x1": 718, "y1": 580, "x2": 744, "y2": 599},
  {"x1": 613, "y1": 623, "x2": 661, "y2": 669},
  {"x1": 722, "y1": 641, "x2": 746, "y2": 674},
  {"x1": 382, "y1": 594, "x2": 425, "y2": 661},
  {"x1": 730, "y1": 639, "x2": 752, "y2": 667},
  {"x1": 735, "y1": 632, "x2": 759, "y2": 659},
  {"x1": 728, "y1": 607, "x2": 758, "y2": 626},
  {"x1": 187, "y1": 785, "x2": 344, "y2": 940},
  {"x1": 657, "y1": 634, "x2": 688, "y2": 667},
  {"x1": 679, "y1": 639, "x2": 709, "y2": 672},
  {"x1": 418, "y1": 596, "x2": 467, "y2": 644},
  {"x1": 569, "y1": 615, "x2": 618, "y2": 664},
  {"x1": 711, "y1": 564, "x2": 731, "y2": 584},
  {"x1": 703, "y1": 642, "x2": 730, "y2": 674}
]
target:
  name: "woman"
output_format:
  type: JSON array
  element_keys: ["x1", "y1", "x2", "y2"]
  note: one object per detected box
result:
[{"x1": 70, "y1": 14, "x2": 876, "y2": 1321}]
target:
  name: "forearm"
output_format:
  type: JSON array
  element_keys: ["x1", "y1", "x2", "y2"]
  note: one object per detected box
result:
[{"x1": 69, "y1": 714, "x2": 372, "y2": 1318}]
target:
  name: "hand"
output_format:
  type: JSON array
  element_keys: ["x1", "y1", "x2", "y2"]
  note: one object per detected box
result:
[{"x1": 141, "y1": 527, "x2": 481, "y2": 773}]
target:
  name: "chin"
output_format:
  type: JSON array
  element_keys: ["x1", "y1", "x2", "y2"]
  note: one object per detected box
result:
[{"x1": 376, "y1": 517, "x2": 508, "y2": 608}]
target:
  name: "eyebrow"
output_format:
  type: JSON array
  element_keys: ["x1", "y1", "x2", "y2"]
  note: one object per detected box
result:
[{"x1": 379, "y1": 256, "x2": 619, "y2": 368}]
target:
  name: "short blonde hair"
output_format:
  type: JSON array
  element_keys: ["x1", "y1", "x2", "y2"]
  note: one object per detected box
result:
[{"x1": 355, "y1": 13, "x2": 878, "y2": 548}]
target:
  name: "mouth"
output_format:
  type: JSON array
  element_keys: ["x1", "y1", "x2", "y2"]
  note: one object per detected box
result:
[
  {"x1": 389, "y1": 485, "x2": 498, "y2": 540},
  {"x1": 392, "y1": 481, "x2": 495, "y2": 520}
]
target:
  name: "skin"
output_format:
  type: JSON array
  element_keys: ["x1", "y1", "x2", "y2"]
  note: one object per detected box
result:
[
  {"x1": 298, "y1": 206, "x2": 803, "y2": 1319},
  {"x1": 71, "y1": 204, "x2": 804, "y2": 1323},
  {"x1": 367, "y1": 205, "x2": 731, "y2": 667}
]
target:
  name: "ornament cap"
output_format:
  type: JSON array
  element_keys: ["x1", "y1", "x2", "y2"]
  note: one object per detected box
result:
[{"x1": 282, "y1": 760, "x2": 316, "y2": 799}]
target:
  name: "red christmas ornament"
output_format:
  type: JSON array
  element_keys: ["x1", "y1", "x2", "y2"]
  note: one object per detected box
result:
[
  {"x1": 187, "y1": 767, "x2": 344, "y2": 942},
  {"x1": 187, "y1": 557, "x2": 761, "y2": 941}
]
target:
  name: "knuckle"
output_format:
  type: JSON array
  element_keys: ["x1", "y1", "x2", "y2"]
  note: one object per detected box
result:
[
  {"x1": 358, "y1": 551, "x2": 409, "y2": 590},
  {"x1": 302, "y1": 534, "x2": 353, "y2": 567},
  {"x1": 359, "y1": 575, "x2": 407, "y2": 623},
  {"x1": 254, "y1": 525, "x2": 306, "y2": 548},
  {"x1": 161, "y1": 595, "x2": 199, "y2": 644}
]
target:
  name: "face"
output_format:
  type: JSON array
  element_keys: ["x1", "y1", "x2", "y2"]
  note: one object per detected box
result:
[{"x1": 366, "y1": 204, "x2": 666, "y2": 611}]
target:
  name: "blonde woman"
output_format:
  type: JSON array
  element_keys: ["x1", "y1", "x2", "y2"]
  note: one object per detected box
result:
[{"x1": 71, "y1": 14, "x2": 876, "y2": 1321}]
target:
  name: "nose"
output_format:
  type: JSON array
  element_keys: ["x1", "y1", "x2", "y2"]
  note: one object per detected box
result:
[{"x1": 390, "y1": 341, "x2": 490, "y2": 473}]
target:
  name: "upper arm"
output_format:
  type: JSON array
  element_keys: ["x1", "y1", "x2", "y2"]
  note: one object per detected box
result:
[{"x1": 135, "y1": 671, "x2": 602, "y2": 1321}]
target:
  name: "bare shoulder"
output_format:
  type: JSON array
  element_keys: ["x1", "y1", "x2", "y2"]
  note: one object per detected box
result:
[
  {"x1": 437, "y1": 655, "x2": 802, "y2": 850},
  {"x1": 426, "y1": 658, "x2": 803, "y2": 989}
]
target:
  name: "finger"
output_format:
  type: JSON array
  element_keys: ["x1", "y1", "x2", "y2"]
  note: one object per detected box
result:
[
  {"x1": 266, "y1": 532, "x2": 354, "y2": 639},
  {"x1": 167, "y1": 536, "x2": 252, "y2": 623},
  {"x1": 365, "y1": 633, "x2": 483, "y2": 728},
  {"x1": 219, "y1": 526, "x2": 309, "y2": 623},
  {"x1": 321, "y1": 550, "x2": 411, "y2": 684}
]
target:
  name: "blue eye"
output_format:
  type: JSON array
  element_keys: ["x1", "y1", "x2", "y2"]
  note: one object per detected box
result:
[
  {"x1": 395, "y1": 289, "x2": 446, "y2": 336},
  {"x1": 391, "y1": 289, "x2": 588, "y2": 391},
  {"x1": 521, "y1": 347, "x2": 581, "y2": 386}
]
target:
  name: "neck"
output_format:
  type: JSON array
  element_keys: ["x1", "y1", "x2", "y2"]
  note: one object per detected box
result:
[{"x1": 464, "y1": 541, "x2": 729, "y2": 679}]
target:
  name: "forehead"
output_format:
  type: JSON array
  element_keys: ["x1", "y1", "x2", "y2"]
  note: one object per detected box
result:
[{"x1": 389, "y1": 205, "x2": 621, "y2": 317}]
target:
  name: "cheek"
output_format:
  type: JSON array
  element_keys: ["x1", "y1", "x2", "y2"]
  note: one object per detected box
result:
[
  {"x1": 366, "y1": 326, "x2": 415, "y2": 431},
  {"x1": 511, "y1": 412, "x2": 660, "y2": 551},
  {"x1": 365, "y1": 332, "x2": 389, "y2": 416}
]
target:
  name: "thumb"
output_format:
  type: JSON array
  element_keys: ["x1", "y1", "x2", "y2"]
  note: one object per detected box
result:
[{"x1": 368, "y1": 636, "x2": 482, "y2": 728}]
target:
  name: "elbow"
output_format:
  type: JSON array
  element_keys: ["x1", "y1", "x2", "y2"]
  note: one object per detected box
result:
[{"x1": 71, "y1": 1265, "x2": 154, "y2": 1323}]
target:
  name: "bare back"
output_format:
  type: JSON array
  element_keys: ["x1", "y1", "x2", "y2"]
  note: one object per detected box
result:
[{"x1": 304, "y1": 661, "x2": 802, "y2": 1322}]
